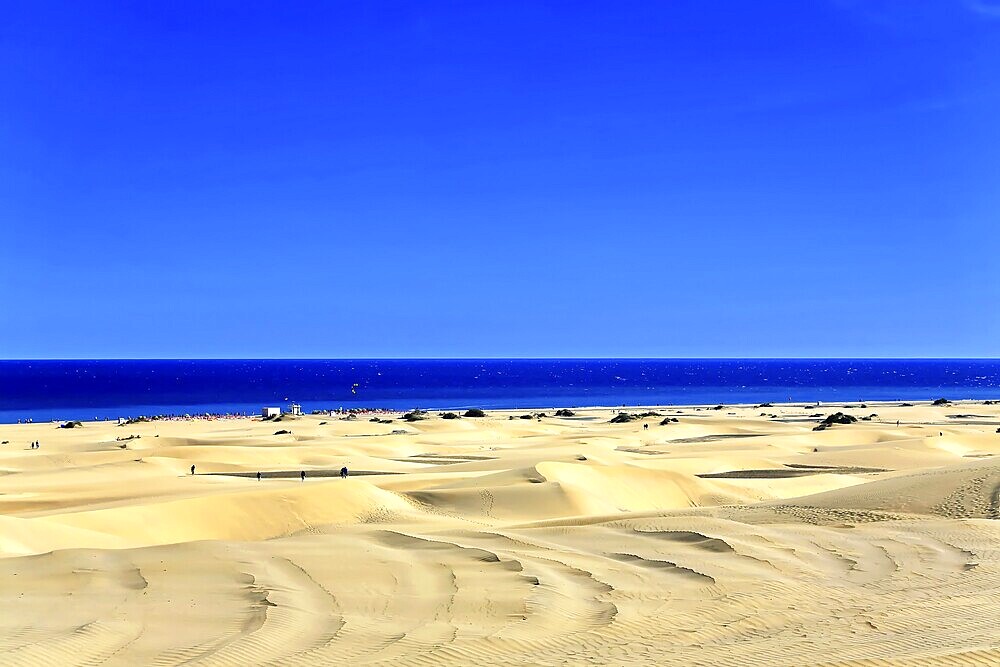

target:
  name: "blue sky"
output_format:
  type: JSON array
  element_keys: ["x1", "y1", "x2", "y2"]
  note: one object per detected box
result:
[{"x1": 1, "y1": 1, "x2": 997, "y2": 358}]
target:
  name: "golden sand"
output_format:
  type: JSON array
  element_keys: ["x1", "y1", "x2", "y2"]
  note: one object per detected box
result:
[{"x1": 1, "y1": 401, "x2": 999, "y2": 665}]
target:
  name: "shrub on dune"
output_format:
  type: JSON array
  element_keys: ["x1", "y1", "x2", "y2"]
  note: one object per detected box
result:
[{"x1": 813, "y1": 412, "x2": 857, "y2": 431}]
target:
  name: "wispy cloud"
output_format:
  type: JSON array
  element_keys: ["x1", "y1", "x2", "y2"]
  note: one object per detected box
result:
[
  {"x1": 965, "y1": 0, "x2": 1000, "y2": 17},
  {"x1": 832, "y1": 0, "x2": 1000, "y2": 24}
]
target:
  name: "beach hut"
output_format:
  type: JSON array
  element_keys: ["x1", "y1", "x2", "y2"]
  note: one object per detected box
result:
[
  {"x1": 288, "y1": 403, "x2": 303, "y2": 416},
  {"x1": 262, "y1": 407, "x2": 281, "y2": 419}
]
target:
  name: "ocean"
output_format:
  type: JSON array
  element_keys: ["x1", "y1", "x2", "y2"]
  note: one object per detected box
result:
[{"x1": 0, "y1": 359, "x2": 998, "y2": 423}]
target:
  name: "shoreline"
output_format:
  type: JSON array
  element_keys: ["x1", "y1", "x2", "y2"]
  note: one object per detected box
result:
[{"x1": 4, "y1": 396, "x2": 999, "y2": 426}]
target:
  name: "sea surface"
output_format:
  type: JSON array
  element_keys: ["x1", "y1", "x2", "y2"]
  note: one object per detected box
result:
[{"x1": 1, "y1": 359, "x2": 998, "y2": 423}]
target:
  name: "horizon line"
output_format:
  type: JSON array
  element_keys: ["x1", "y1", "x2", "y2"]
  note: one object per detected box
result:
[{"x1": 2, "y1": 357, "x2": 999, "y2": 362}]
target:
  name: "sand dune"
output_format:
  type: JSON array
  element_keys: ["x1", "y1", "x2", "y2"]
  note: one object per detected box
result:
[{"x1": 1, "y1": 401, "x2": 999, "y2": 665}]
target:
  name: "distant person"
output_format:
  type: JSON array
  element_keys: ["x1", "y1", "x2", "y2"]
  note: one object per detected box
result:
[
  {"x1": 257, "y1": 471, "x2": 262, "y2": 481},
  {"x1": 340, "y1": 466, "x2": 348, "y2": 479},
  {"x1": 300, "y1": 470, "x2": 305, "y2": 481},
  {"x1": 191, "y1": 465, "x2": 196, "y2": 475},
  {"x1": 643, "y1": 423, "x2": 648, "y2": 430},
  {"x1": 896, "y1": 420, "x2": 899, "y2": 427}
]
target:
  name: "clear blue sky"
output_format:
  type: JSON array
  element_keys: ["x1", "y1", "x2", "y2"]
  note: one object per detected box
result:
[{"x1": 1, "y1": 1, "x2": 997, "y2": 358}]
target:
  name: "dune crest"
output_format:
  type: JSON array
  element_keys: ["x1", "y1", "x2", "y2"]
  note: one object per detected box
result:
[{"x1": 2, "y1": 400, "x2": 1000, "y2": 665}]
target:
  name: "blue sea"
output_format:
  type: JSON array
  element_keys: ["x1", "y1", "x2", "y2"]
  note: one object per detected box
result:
[{"x1": 0, "y1": 359, "x2": 998, "y2": 424}]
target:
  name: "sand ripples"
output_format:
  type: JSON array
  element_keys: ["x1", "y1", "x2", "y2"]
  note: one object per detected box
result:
[{"x1": 2, "y1": 403, "x2": 1000, "y2": 664}]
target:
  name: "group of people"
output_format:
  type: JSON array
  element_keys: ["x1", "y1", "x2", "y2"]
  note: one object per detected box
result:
[
  {"x1": 124, "y1": 412, "x2": 253, "y2": 423},
  {"x1": 189, "y1": 465, "x2": 350, "y2": 479},
  {"x1": 317, "y1": 407, "x2": 395, "y2": 416},
  {"x1": 29, "y1": 440, "x2": 41, "y2": 449}
]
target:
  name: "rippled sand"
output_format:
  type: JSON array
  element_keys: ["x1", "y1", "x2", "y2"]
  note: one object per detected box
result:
[{"x1": 1, "y1": 401, "x2": 999, "y2": 665}]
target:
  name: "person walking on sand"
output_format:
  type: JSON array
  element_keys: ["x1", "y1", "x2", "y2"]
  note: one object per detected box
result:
[
  {"x1": 191, "y1": 464, "x2": 196, "y2": 475},
  {"x1": 257, "y1": 471, "x2": 262, "y2": 481},
  {"x1": 300, "y1": 470, "x2": 305, "y2": 481},
  {"x1": 340, "y1": 466, "x2": 348, "y2": 479}
]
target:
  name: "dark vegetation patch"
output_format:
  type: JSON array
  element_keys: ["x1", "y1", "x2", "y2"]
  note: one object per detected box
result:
[
  {"x1": 610, "y1": 410, "x2": 663, "y2": 424},
  {"x1": 813, "y1": 412, "x2": 858, "y2": 431}
]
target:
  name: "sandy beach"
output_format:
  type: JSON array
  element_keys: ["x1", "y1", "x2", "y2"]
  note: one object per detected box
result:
[{"x1": 1, "y1": 400, "x2": 999, "y2": 665}]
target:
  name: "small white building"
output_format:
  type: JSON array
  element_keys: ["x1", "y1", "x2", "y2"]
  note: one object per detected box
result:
[
  {"x1": 262, "y1": 407, "x2": 281, "y2": 419},
  {"x1": 288, "y1": 403, "x2": 302, "y2": 416}
]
